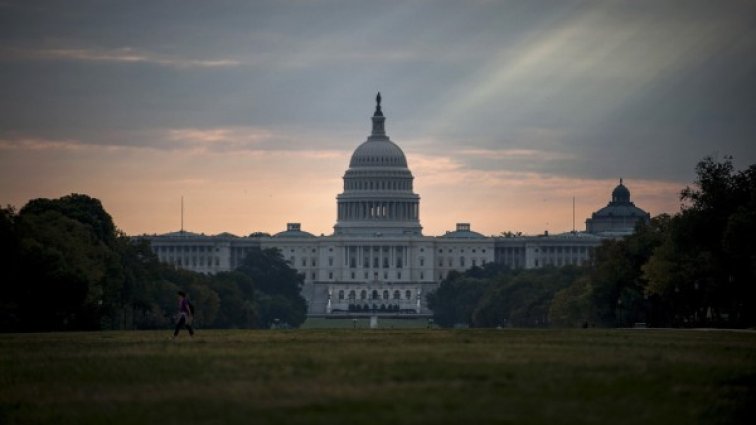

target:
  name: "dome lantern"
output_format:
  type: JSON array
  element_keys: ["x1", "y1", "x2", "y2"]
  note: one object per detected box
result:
[
  {"x1": 370, "y1": 92, "x2": 386, "y2": 138},
  {"x1": 611, "y1": 178, "x2": 631, "y2": 204}
]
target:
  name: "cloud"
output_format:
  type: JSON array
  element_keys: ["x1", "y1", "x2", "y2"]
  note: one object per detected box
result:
[
  {"x1": 0, "y1": 0, "x2": 754, "y2": 236},
  {"x1": 0, "y1": 132, "x2": 352, "y2": 162},
  {"x1": 0, "y1": 46, "x2": 240, "y2": 68},
  {"x1": 0, "y1": 137, "x2": 85, "y2": 151}
]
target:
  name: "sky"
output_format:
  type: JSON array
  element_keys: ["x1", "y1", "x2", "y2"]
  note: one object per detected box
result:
[{"x1": 1, "y1": 0, "x2": 755, "y2": 237}]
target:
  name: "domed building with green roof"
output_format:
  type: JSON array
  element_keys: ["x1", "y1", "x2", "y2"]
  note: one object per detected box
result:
[{"x1": 585, "y1": 179, "x2": 651, "y2": 236}]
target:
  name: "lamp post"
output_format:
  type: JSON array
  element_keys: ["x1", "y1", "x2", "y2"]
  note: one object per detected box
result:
[
  {"x1": 674, "y1": 285, "x2": 680, "y2": 326},
  {"x1": 617, "y1": 299, "x2": 623, "y2": 328}
]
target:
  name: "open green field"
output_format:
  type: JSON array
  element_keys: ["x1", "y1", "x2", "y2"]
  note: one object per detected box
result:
[{"x1": 1, "y1": 329, "x2": 754, "y2": 425}]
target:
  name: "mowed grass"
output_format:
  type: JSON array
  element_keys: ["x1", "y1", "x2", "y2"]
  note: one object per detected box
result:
[
  {"x1": 302, "y1": 317, "x2": 430, "y2": 328},
  {"x1": 1, "y1": 329, "x2": 754, "y2": 425}
]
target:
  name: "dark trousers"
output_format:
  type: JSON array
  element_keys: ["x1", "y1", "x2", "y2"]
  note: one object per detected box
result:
[{"x1": 174, "y1": 314, "x2": 194, "y2": 337}]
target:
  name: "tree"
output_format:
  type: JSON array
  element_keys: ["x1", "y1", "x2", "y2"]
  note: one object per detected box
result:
[
  {"x1": 428, "y1": 276, "x2": 492, "y2": 327},
  {"x1": 236, "y1": 248, "x2": 307, "y2": 328},
  {"x1": 209, "y1": 271, "x2": 257, "y2": 328},
  {"x1": 1, "y1": 194, "x2": 313, "y2": 332},
  {"x1": 472, "y1": 266, "x2": 584, "y2": 327},
  {"x1": 549, "y1": 275, "x2": 594, "y2": 327},
  {"x1": 13, "y1": 208, "x2": 116, "y2": 330},
  {"x1": 0, "y1": 206, "x2": 22, "y2": 330},
  {"x1": 644, "y1": 157, "x2": 756, "y2": 326},
  {"x1": 20, "y1": 194, "x2": 117, "y2": 246}
]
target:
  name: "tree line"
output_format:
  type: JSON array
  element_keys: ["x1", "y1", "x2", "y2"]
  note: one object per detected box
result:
[
  {"x1": 429, "y1": 157, "x2": 756, "y2": 328},
  {"x1": 0, "y1": 194, "x2": 307, "y2": 332}
]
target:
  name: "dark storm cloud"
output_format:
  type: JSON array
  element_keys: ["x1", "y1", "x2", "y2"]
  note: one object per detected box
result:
[{"x1": 0, "y1": 0, "x2": 755, "y2": 182}]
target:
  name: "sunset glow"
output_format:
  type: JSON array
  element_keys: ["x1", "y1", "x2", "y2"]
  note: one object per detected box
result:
[{"x1": 1, "y1": 1, "x2": 753, "y2": 237}]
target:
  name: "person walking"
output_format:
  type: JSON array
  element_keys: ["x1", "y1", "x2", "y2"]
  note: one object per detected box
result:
[{"x1": 173, "y1": 291, "x2": 194, "y2": 338}]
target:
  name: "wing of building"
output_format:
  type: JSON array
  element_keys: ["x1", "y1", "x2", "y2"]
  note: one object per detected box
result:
[{"x1": 139, "y1": 94, "x2": 650, "y2": 317}]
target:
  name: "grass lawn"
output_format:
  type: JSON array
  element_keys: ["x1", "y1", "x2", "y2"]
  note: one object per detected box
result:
[
  {"x1": 301, "y1": 316, "x2": 430, "y2": 328},
  {"x1": 1, "y1": 329, "x2": 754, "y2": 425}
]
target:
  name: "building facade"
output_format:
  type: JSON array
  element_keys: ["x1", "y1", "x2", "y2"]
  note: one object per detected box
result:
[{"x1": 142, "y1": 94, "x2": 649, "y2": 317}]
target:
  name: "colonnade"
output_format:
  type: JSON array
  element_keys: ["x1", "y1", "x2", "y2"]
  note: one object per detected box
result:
[{"x1": 337, "y1": 200, "x2": 419, "y2": 221}]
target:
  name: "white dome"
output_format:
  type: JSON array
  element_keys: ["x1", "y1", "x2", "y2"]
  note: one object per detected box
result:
[
  {"x1": 349, "y1": 139, "x2": 408, "y2": 168},
  {"x1": 333, "y1": 93, "x2": 422, "y2": 236}
]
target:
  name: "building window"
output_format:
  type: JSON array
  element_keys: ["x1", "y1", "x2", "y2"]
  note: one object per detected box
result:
[
  {"x1": 420, "y1": 272, "x2": 424, "y2": 280},
  {"x1": 372, "y1": 290, "x2": 379, "y2": 300},
  {"x1": 351, "y1": 272, "x2": 355, "y2": 279},
  {"x1": 472, "y1": 259, "x2": 477, "y2": 267},
  {"x1": 397, "y1": 272, "x2": 402, "y2": 280},
  {"x1": 419, "y1": 257, "x2": 424, "y2": 266},
  {"x1": 383, "y1": 272, "x2": 388, "y2": 279},
  {"x1": 302, "y1": 258, "x2": 306, "y2": 267},
  {"x1": 338, "y1": 290, "x2": 345, "y2": 300},
  {"x1": 393, "y1": 290, "x2": 400, "y2": 300},
  {"x1": 397, "y1": 258, "x2": 403, "y2": 268},
  {"x1": 311, "y1": 272, "x2": 315, "y2": 280},
  {"x1": 311, "y1": 258, "x2": 316, "y2": 266},
  {"x1": 405, "y1": 290, "x2": 412, "y2": 300},
  {"x1": 460, "y1": 257, "x2": 465, "y2": 267},
  {"x1": 383, "y1": 290, "x2": 389, "y2": 300},
  {"x1": 328, "y1": 257, "x2": 333, "y2": 266},
  {"x1": 349, "y1": 290, "x2": 356, "y2": 300},
  {"x1": 360, "y1": 290, "x2": 367, "y2": 300},
  {"x1": 328, "y1": 272, "x2": 333, "y2": 280}
]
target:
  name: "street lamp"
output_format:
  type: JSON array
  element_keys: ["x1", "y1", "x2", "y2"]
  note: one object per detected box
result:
[{"x1": 617, "y1": 299, "x2": 623, "y2": 328}]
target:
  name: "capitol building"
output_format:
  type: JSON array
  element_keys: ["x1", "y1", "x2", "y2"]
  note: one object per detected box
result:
[{"x1": 143, "y1": 94, "x2": 650, "y2": 317}]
